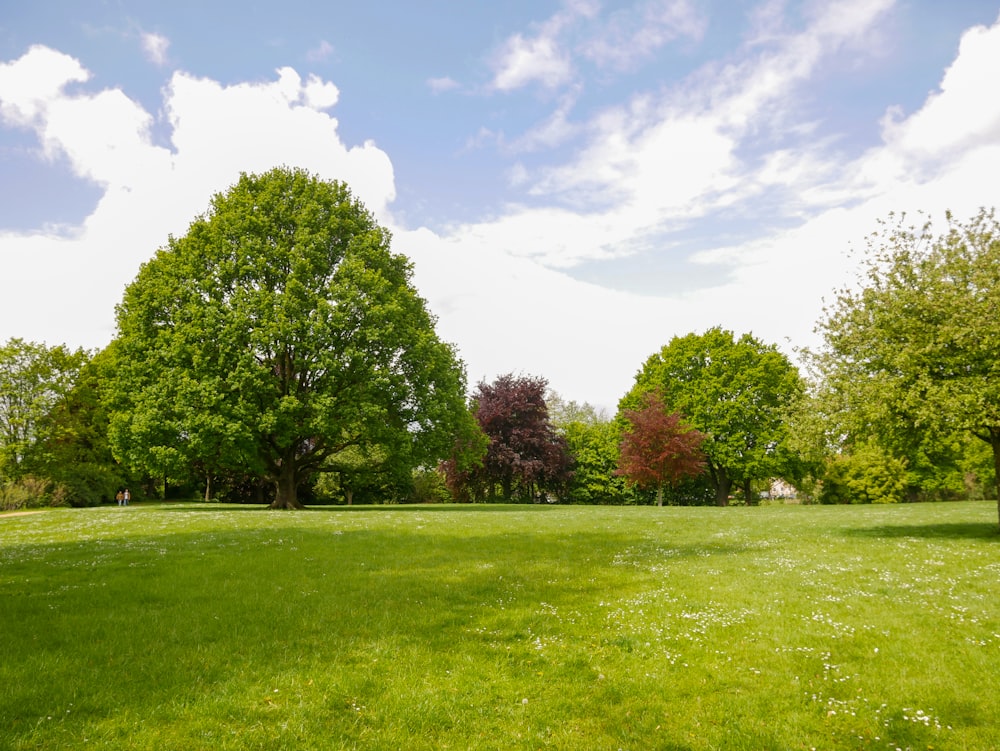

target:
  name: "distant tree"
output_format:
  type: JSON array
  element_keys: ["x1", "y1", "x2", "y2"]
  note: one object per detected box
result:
[
  {"x1": 312, "y1": 443, "x2": 422, "y2": 506},
  {"x1": 560, "y1": 419, "x2": 631, "y2": 504},
  {"x1": 439, "y1": 415, "x2": 489, "y2": 503},
  {"x1": 621, "y1": 328, "x2": 803, "y2": 506},
  {"x1": 818, "y1": 441, "x2": 909, "y2": 505},
  {"x1": 616, "y1": 391, "x2": 706, "y2": 506},
  {"x1": 0, "y1": 338, "x2": 89, "y2": 480},
  {"x1": 25, "y1": 348, "x2": 132, "y2": 505},
  {"x1": 452, "y1": 374, "x2": 572, "y2": 502},
  {"x1": 105, "y1": 167, "x2": 472, "y2": 509},
  {"x1": 545, "y1": 389, "x2": 608, "y2": 426},
  {"x1": 814, "y1": 209, "x2": 1000, "y2": 526},
  {"x1": 544, "y1": 390, "x2": 625, "y2": 504},
  {"x1": 792, "y1": 377, "x2": 986, "y2": 503}
]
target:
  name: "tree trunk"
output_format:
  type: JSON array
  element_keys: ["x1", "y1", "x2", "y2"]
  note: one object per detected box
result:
[
  {"x1": 656, "y1": 486, "x2": 664, "y2": 507},
  {"x1": 991, "y1": 427, "x2": 1000, "y2": 532},
  {"x1": 204, "y1": 474, "x2": 212, "y2": 502},
  {"x1": 270, "y1": 456, "x2": 304, "y2": 509},
  {"x1": 707, "y1": 462, "x2": 731, "y2": 506},
  {"x1": 742, "y1": 479, "x2": 756, "y2": 506}
]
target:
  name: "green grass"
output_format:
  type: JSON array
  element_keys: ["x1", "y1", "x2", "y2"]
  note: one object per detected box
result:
[{"x1": 1, "y1": 501, "x2": 998, "y2": 750}]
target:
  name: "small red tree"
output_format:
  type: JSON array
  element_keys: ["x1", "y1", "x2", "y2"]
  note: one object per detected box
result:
[{"x1": 617, "y1": 391, "x2": 707, "y2": 506}]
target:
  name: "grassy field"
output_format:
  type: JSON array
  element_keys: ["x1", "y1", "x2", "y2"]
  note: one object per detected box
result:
[{"x1": 1, "y1": 501, "x2": 998, "y2": 751}]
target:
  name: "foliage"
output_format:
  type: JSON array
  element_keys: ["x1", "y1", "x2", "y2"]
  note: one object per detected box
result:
[
  {"x1": 311, "y1": 444, "x2": 421, "y2": 505},
  {"x1": 621, "y1": 327, "x2": 804, "y2": 505},
  {"x1": 409, "y1": 466, "x2": 452, "y2": 504},
  {"x1": 21, "y1": 348, "x2": 133, "y2": 506},
  {"x1": 560, "y1": 419, "x2": 632, "y2": 504},
  {"x1": 616, "y1": 391, "x2": 706, "y2": 506},
  {"x1": 0, "y1": 476, "x2": 70, "y2": 511},
  {"x1": 818, "y1": 441, "x2": 909, "y2": 504},
  {"x1": 448, "y1": 374, "x2": 572, "y2": 502},
  {"x1": 0, "y1": 338, "x2": 89, "y2": 480},
  {"x1": 545, "y1": 390, "x2": 628, "y2": 504},
  {"x1": 814, "y1": 208, "x2": 1000, "y2": 525},
  {"x1": 105, "y1": 167, "x2": 471, "y2": 509},
  {"x1": 545, "y1": 389, "x2": 608, "y2": 426}
]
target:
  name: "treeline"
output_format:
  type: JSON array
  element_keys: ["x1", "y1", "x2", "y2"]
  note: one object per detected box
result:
[{"x1": 2, "y1": 169, "x2": 997, "y2": 518}]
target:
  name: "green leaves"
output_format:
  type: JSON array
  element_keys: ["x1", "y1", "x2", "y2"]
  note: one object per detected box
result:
[
  {"x1": 105, "y1": 167, "x2": 469, "y2": 507},
  {"x1": 814, "y1": 209, "x2": 1000, "y2": 517},
  {"x1": 0, "y1": 339, "x2": 89, "y2": 480},
  {"x1": 620, "y1": 327, "x2": 803, "y2": 505}
]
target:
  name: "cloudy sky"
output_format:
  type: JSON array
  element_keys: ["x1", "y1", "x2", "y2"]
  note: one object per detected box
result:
[{"x1": 2, "y1": 1, "x2": 999, "y2": 410}]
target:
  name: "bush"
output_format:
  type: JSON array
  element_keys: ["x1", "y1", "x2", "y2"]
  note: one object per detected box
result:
[
  {"x1": 819, "y1": 443, "x2": 908, "y2": 504},
  {"x1": 0, "y1": 476, "x2": 70, "y2": 511},
  {"x1": 409, "y1": 467, "x2": 451, "y2": 503}
]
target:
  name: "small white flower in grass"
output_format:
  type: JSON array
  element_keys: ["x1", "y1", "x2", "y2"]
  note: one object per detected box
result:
[{"x1": 522, "y1": 698, "x2": 529, "y2": 705}]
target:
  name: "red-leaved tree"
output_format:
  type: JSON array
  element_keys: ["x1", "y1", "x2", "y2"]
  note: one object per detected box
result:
[
  {"x1": 447, "y1": 373, "x2": 571, "y2": 502},
  {"x1": 617, "y1": 390, "x2": 707, "y2": 506}
]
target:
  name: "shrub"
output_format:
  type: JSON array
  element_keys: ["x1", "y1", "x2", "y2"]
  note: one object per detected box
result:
[{"x1": 0, "y1": 476, "x2": 70, "y2": 511}]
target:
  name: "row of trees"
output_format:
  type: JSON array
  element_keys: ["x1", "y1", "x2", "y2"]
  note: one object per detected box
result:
[
  {"x1": 446, "y1": 327, "x2": 806, "y2": 508},
  {"x1": 2, "y1": 167, "x2": 997, "y2": 526}
]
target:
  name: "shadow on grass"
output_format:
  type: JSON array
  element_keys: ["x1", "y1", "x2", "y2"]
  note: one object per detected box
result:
[
  {"x1": 843, "y1": 522, "x2": 999, "y2": 540},
  {"x1": 159, "y1": 502, "x2": 568, "y2": 513}
]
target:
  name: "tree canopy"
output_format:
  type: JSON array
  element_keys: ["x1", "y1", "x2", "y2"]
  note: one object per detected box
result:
[
  {"x1": 815, "y1": 208, "x2": 1000, "y2": 526},
  {"x1": 617, "y1": 390, "x2": 706, "y2": 506},
  {"x1": 447, "y1": 374, "x2": 571, "y2": 502},
  {"x1": 621, "y1": 327, "x2": 803, "y2": 505},
  {"x1": 105, "y1": 167, "x2": 472, "y2": 509},
  {"x1": 543, "y1": 390, "x2": 627, "y2": 505},
  {"x1": 0, "y1": 338, "x2": 89, "y2": 481}
]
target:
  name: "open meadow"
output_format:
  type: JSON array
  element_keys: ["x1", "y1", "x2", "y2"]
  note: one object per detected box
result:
[{"x1": 1, "y1": 501, "x2": 998, "y2": 751}]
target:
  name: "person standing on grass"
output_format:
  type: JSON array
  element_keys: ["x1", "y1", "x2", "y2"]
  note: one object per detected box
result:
[
  {"x1": 116, "y1": 490, "x2": 124, "y2": 506},
  {"x1": 123, "y1": 489, "x2": 130, "y2": 505}
]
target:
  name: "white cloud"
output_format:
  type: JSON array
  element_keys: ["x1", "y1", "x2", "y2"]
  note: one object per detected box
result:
[
  {"x1": 491, "y1": 32, "x2": 573, "y2": 91},
  {"x1": 427, "y1": 76, "x2": 460, "y2": 94},
  {"x1": 397, "y1": 225, "x2": 679, "y2": 406},
  {"x1": 141, "y1": 32, "x2": 170, "y2": 66},
  {"x1": 303, "y1": 74, "x2": 340, "y2": 109},
  {"x1": 0, "y1": 49, "x2": 393, "y2": 355},
  {"x1": 0, "y1": 45, "x2": 90, "y2": 127},
  {"x1": 2, "y1": 4, "x2": 1000, "y2": 412},
  {"x1": 880, "y1": 13, "x2": 1000, "y2": 161},
  {"x1": 506, "y1": 88, "x2": 582, "y2": 152},
  {"x1": 491, "y1": 0, "x2": 707, "y2": 92},
  {"x1": 465, "y1": 0, "x2": 896, "y2": 271},
  {"x1": 411, "y1": 1, "x2": 1000, "y2": 405},
  {"x1": 306, "y1": 40, "x2": 335, "y2": 62},
  {"x1": 580, "y1": 0, "x2": 707, "y2": 69}
]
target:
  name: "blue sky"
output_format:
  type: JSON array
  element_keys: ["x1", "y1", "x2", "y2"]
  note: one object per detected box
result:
[{"x1": 2, "y1": 1, "x2": 1000, "y2": 409}]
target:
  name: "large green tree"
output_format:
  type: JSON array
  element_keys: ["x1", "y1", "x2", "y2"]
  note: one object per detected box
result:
[
  {"x1": 106, "y1": 167, "x2": 471, "y2": 509},
  {"x1": 815, "y1": 208, "x2": 1000, "y2": 526},
  {"x1": 621, "y1": 327, "x2": 804, "y2": 505}
]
